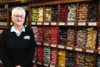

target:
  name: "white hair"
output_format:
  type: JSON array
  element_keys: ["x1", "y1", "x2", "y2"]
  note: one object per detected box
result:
[{"x1": 11, "y1": 7, "x2": 26, "y2": 17}]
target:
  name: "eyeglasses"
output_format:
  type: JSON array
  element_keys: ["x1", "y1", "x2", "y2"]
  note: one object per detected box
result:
[{"x1": 13, "y1": 15, "x2": 25, "y2": 19}]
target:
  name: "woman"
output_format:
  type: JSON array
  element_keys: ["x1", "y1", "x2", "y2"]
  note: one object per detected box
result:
[{"x1": 0, "y1": 7, "x2": 36, "y2": 67}]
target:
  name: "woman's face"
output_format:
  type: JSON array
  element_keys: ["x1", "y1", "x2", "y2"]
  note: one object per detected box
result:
[{"x1": 12, "y1": 11, "x2": 25, "y2": 26}]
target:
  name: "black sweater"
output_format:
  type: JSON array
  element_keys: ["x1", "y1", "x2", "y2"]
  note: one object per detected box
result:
[{"x1": 0, "y1": 27, "x2": 36, "y2": 67}]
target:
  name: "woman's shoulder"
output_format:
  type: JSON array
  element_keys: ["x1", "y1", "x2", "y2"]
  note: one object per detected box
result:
[
  {"x1": 1, "y1": 27, "x2": 11, "y2": 36},
  {"x1": 25, "y1": 27, "x2": 33, "y2": 32},
  {"x1": 2, "y1": 27, "x2": 11, "y2": 33}
]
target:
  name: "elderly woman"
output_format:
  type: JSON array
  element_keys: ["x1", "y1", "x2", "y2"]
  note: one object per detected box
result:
[{"x1": 0, "y1": 7, "x2": 36, "y2": 67}]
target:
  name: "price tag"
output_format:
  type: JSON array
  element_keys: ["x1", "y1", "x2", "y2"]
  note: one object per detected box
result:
[
  {"x1": 59, "y1": 22, "x2": 65, "y2": 25},
  {"x1": 58, "y1": 45, "x2": 64, "y2": 49},
  {"x1": 32, "y1": 60, "x2": 35, "y2": 63},
  {"x1": 98, "y1": 47, "x2": 100, "y2": 50},
  {"x1": 51, "y1": 23, "x2": 57, "y2": 25},
  {"x1": 88, "y1": 22, "x2": 97, "y2": 26},
  {"x1": 37, "y1": 62, "x2": 41, "y2": 65},
  {"x1": 75, "y1": 48, "x2": 82, "y2": 51},
  {"x1": 50, "y1": 64, "x2": 55, "y2": 67},
  {"x1": 37, "y1": 42, "x2": 41, "y2": 45},
  {"x1": 51, "y1": 44, "x2": 57, "y2": 47},
  {"x1": 0, "y1": 30, "x2": 3, "y2": 33},
  {"x1": 86, "y1": 49, "x2": 94, "y2": 53},
  {"x1": 44, "y1": 23, "x2": 49, "y2": 25},
  {"x1": 66, "y1": 47, "x2": 73, "y2": 50},
  {"x1": 78, "y1": 22, "x2": 86, "y2": 26},
  {"x1": 31, "y1": 22, "x2": 36, "y2": 25},
  {"x1": 68, "y1": 22, "x2": 74, "y2": 25},
  {"x1": 5, "y1": 4, "x2": 8, "y2": 8},
  {"x1": 37, "y1": 23, "x2": 42, "y2": 25},
  {"x1": 44, "y1": 43, "x2": 49, "y2": 46},
  {"x1": 44, "y1": 63, "x2": 48, "y2": 66}
]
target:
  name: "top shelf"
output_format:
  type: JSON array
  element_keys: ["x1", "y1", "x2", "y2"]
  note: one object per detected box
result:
[{"x1": 30, "y1": 0, "x2": 92, "y2": 7}]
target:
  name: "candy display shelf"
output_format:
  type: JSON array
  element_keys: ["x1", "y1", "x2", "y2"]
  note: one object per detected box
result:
[
  {"x1": 0, "y1": 0, "x2": 100, "y2": 67},
  {"x1": 30, "y1": 0, "x2": 100, "y2": 67}
]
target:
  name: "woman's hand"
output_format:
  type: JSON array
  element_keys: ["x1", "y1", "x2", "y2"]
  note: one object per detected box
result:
[{"x1": 15, "y1": 65, "x2": 21, "y2": 67}]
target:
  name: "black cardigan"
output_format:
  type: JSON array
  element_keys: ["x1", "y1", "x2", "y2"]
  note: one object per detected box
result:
[{"x1": 0, "y1": 27, "x2": 36, "y2": 67}]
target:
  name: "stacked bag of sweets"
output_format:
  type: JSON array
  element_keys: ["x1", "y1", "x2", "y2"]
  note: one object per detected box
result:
[
  {"x1": 51, "y1": 5, "x2": 58, "y2": 22},
  {"x1": 44, "y1": 27, "x2": 51, "y2": 44},
  {"x1": 50, "y1": 48, "x2": 57, "y2": 65},
  {"x1": 75, "y1": 52, "x2": 85, "y2": 67},
  {"x1": 31, "y1": 27, "x2": 38, "y2": 42},
  {"x1": 67, "y1": 28, "x2": 75, "y2": 47},
  {"x1": 86, "y1": 27, "x2": 97, "y2": 49},
  {"x1": 66, "y1": 51, "x2": 74, "y2": 67},
  {"x1": 37, "y1": 27, "x2": 44, "y2": 43},
  {"x1": 98, "y1": 29, "x2": 100, "y2": 49},
  {"x1": 96, "y1": 55, "x2": 100, "y2": 67},
  {"x1": 87, "y1": 2, "x2": 98, "y2": 22},
  {"x1": 37, "y1": 46, "x2": 43, "y2": 62},
  {"x1": 78, "y1": 3, "x2": 88, "y2": 21},
  {"x1": 59, "y1": 26, "x2": 67, "y2": 45},
  {"x1": 33, "y1": 48, "x2": 37, "y2": 62},
  {"x1": 0, "y1": 30, "x2": 3, "y2": 38},
  {"x1": 58, "y1": 50, "x2": 66, "y2": 67},
  {"x1": 67, "y1": 4, "x2": 76, "y2": 22},
  {"x1": 76, "y1": 28, "x2": 87, "y2": 48},
  {"x1": 51, "y1": 27, "x2": 58, "y2": 45},
  {"x1": 31, "y1": 8, "x2": 38, "y2": 22},
  {"x1": 59, "y1": 4, "x2": 68, "y2": 22},
  {"x1": 85, "y1": 53, "x2": 95, "y2": 67},
  {"x1": 43, "y1": 47, "x2": 50, "y2": 64},
  {"x1": 75, "y1": 52, "x2": 95, "y2": 67},
  {"x1": 45, "y1": 7, "x2": 52, "y2": 22},
  {"x1": 38, "y1": 7, "x2": 43, "y2": 22}
]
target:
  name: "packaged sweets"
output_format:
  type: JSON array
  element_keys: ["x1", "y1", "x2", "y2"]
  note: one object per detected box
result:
[{"x1": 58, "y1": 50, "x2": 66, "y2": 67}]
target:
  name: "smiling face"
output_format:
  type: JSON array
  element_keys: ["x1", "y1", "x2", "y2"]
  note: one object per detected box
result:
[{"x1": 11, "y1": 7, "x2": 26, "y2": 27}]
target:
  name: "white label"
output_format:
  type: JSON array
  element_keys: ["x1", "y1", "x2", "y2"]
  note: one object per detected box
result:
[
  {"x1": 37, "y1": 42, "x2": 41, "y2": 45},
  {"x1": 51, "y1": 23, "x2": 57, "y2": 25},
  {"x1": 99, "y1": 51, "x2": 100, "y2": 54},
  {"x1": 44, "y1": 43, "x2": 49, "y2": 46},
  {"x1": 37, "y1": 23, "x2": 42, "y2": 25},
  {"x1": 44, "y1": 63, "x2": 48, "y2": 66},
  {"x1": 5, "y1": 4, "x2": 8, "y2": 8},
  {"x1": 50, "y1": 64, "x2": 55, "y2": 67},
  {"x1": 66, "y1": 47, "x2": 73, "y2": 50},
  {"x1": 51, "y1": 44, "x2": 57, "y2": 47},
  {"x1": 44, "y1": 23, "x2": 49, "y2": 25},
  {"x1": 78, "y1": 22, "x2": 86, "y2": 26},
  {"x1": 31, "y1": 22, "x2": 36, "y2": 25},
  {"x1": 59, "y1": 22, "x2": 65, "y2": 25},
  {"x1": 32, "y1": 60, "x2": 35, "y2": 63},
  {"x1": 0, "y1": 30, "x2": 3, "y2": 33},
  {"x1": 98, "y1": 47, "x2": 100, "y2": 50},
  {"x1": 86, "y1": 49, "x2": 94, "y2": 53},
  {"x1": 58, "y1": 45, "x2": 64, "y2": 49},
  {"x1": 68, "y1": 22, "x2": 74, "y2": 25},
  {"x1": 75, "y1": 48, "x2": 82, "y2": 51},
  {"x1": 88, "y1": 22, "x2": 97, "y2": 26},
  {"x1": 37, "y1": 62, "x2": 41, "y2": 65}
]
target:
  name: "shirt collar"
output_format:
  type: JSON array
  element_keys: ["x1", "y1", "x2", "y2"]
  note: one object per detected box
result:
[{"x1": 11, "y1": 26, "x2": 25, "y2": 33}]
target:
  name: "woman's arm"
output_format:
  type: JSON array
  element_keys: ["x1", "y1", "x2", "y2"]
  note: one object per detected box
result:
[
  {"x1": 0, "y1": 30, "x2": 13, "y2": 67},
  {"x1": 21, "y1": 29, "x2": 37, "y2": 67}
]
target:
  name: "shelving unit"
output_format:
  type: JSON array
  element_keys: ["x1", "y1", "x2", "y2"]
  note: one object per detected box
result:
[
  {"x1": 0, "y1": 0, "x2": 100, "y2": 67},
  {"x1": 29, "y1": 0, "x2": 100, "y2": 67}
]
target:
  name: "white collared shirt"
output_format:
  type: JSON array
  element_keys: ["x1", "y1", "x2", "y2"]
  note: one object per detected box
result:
[{"x1": 11, "y1": 26, "x2": 25, "y2": 36}]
